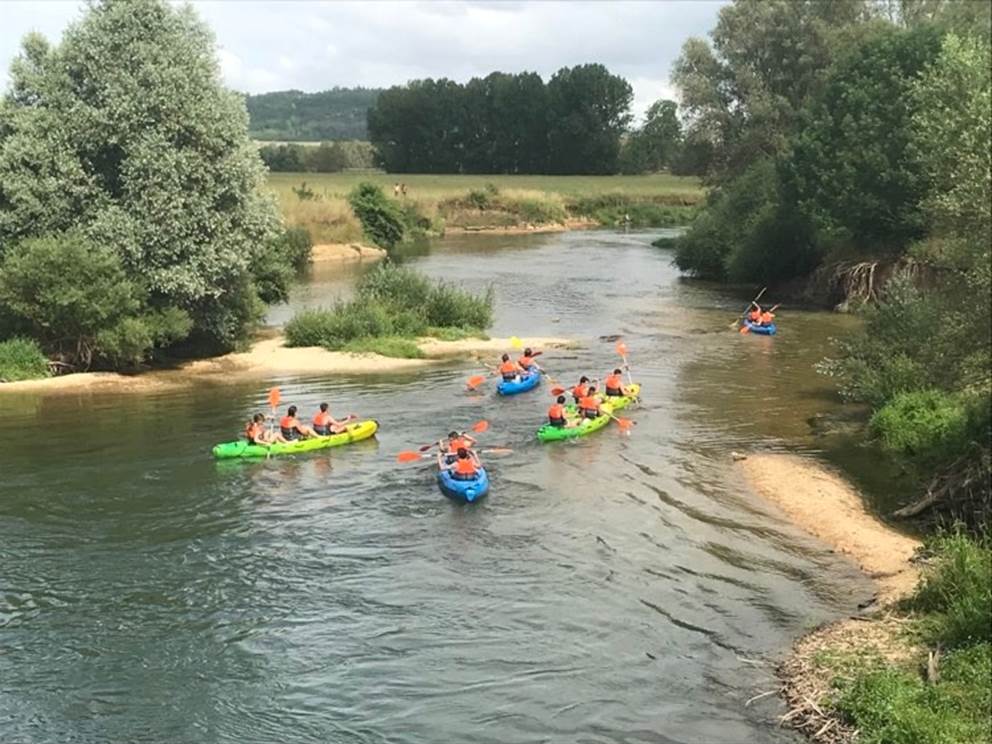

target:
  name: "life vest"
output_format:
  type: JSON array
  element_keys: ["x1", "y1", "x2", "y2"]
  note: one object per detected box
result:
[
  {"x1": 313, "y1": 411, "x2": 332, "y2": 435},
  {"x1": 454, "y1": 457, "x2": 477, "y2": 477},
  {"x1": 518, "y1": 355, "x2": 534, "y2": 370},
  {"x1": 579, "y1": 394, "x2": 600, "y2": 415},
  {"x1": 499, "y1": 361, "x2": 518, "y2": 379},
  {"x1": 572, "y1": 383, "x2": 588, "y2": 401},
  {"x1": 548, "y1": 403, "x2": 566, "y2": 426},
  {"x1": 245, "y1": 422, "x2": 263, "y2": 443},
  {"x1": 604, "y1": 373, "x2": 623, "y2": 393},
  {"x1": 760, "y1": 312, "x2": 774, "y2": 325},
  {"x1": 447, "y1": 436, "x2": 471, "y2": 454},
  {"x1": 280, "y1": 415, "x2": 300, "y2": 440}
]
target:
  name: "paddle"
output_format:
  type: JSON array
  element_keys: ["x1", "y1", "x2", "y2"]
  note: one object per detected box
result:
[
  {"x1": 265, "y1": 387, "x2": 281, "y2": 459},
  {"x1": 466, "y1": 373, "x2": 489, "y2": 390},
  {"x1": 416, "y1": 419, "x2": 489, "y2": 452},
  {"x1": 615, "y1": 340, "x2": 635, "y2": 388},
  {"x1": 604, "y1": 409, "x2": 635, "y2": 433},
  {"x1": 729, "y1": 287, "x2": 767, "y2": 329}
]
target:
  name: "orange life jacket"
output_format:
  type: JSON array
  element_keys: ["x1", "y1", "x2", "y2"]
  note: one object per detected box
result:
[
  {"x1": 313, "y1": 411, "x2": 332, "y2": 427},
  {"x1": 447, "y1": 436, "x2": 471, "y2": 454},
  {"x1": 548, "y1": 403, "x2": 565, "y2": 421},
  {"x1": 280, "y1": 416, "x2": 300, "y2": 438},
  {"x1": 572, "y1": 383, "x2": 588, "y2": 400},
  {"x1": 760, "y1": 312, "x2": 774, "y2": 324},
  {"x1": 579, "y1": 395, "x2": 600, "y2": 413},
  {"x1": 454, "y1": 457, "x2": 477, "y2": 476},
  {"x1": 518, "y1": 355, "x2": 534, "y2": 369},
  {"x1": 604, "y1": 373, "x2": 623, "y2": 391},
  {"x1": 245, "y1": 422, "x2": 263, "y2": 442},
  {"x1": 499, "y1": 361, "x2": 518, "y2": 375}
]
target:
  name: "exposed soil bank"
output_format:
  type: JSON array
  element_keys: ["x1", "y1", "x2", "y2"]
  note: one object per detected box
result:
[
  {"x1": 0, "y1": 335, "x2": 576, "y2": 396},
  {"x1": 310, "y1": 242, "x2": 386, "y2": 261},
  {"x1": 444, "y1": 217, "x2": 598, "y2": 235},
  {"x1": 739, "y1": 453, "x2": 923, "y2": 744}
]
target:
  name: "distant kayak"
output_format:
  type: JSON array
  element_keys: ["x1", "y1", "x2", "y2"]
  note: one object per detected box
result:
[
  {"x1": 536, "y1": 384, "x2": 639, "y2": 442},
  {"x1": 437, "y1": 466, "x2": 490, "y2": 502},
  {"x1": 744, "y1": 320, "x2": 777, "y2": 336},
  {"x1": 212, "y1": 419, "x2": 378, "y2": 459},
  {"x1": 497, "y1": 368, "x2": 541, "y2": 396}
]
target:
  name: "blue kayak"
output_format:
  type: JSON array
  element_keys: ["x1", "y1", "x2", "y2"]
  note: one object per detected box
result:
[
  {"x1": 496, "y1": 368, "x2": 541, "y2": 395},
  {"x1": 744, "y1": 320, "x2": 777, "y2": 336},
  {"x1": 437, "y1": 466, "x2": 490, "y2": 503}
]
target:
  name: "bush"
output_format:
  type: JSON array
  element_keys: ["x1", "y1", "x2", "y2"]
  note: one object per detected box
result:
[
  {"x1": 94, "y1": 308, "x2": 193, "y2": 368},
  {"x1": 251, "y1": 227, "x2": 313, "y2": 304},
  {"x1": 0, "y1": 337, "x2": 49, "y2": 381},
  {"x1": 284, "y1": 302, "x2": 398, "y2": 349},
  {"x1": 425, "y1": 282, "x2": 494, "y2": 329},
  {"x1": 871, "y1": 390, "x2": 971, "y2": 463},
  {"x1": 910, "y1": 534, "x2": 992, "y2": 648},
  {"x1": 347, "y1": 182, "x2": 406, "y2": 249}
]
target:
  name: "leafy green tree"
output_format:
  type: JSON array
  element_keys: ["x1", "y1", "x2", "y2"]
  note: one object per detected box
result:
[
  {"x1": 347, "y1": 183, "x2": 405, "y2": 249},
  {"x1": 0, "y1": 0, "x2": 281, "y2": 351},
  {"x1": 620, "y1": 99, "x2": 683, "y2": 173},
  {"x1": 246, "y1": 87, "x2": 381, "y2": 141}
]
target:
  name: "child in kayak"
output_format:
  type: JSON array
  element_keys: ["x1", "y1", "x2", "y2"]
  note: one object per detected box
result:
[
  {"x1": 498, "y1": 353, "x2": 522, "y2": 382},
  {"x1": 438, "y1": 447, "x2": 482, "y2": 481},
  {"x1": 578, "y1": 386, "x2": 602, "y2": 419},
  {"x1": 547, "y1": 395, "x2": 571, "y2": 428},
  {"x1": 603, "y1": 368, "x2": 632, "y2": 398},
  {"x1": 245, "y1": 413, "x2": 286, "y2": 445},
  {"x1": 571, "y1": 376, "x2": 592, "y2": 404},
  {"x1": 312, "y1": 402, "x2": 356, "y2": 436},
  {"x1": 440, "y1": 430, "x2": 478, "y2": 460},
  {"x1": 280, "y1": 405, "x2": 318, "y2": 441},
  {"x1": 518, "y1": 347, "x2": 541, "y2": 373}
]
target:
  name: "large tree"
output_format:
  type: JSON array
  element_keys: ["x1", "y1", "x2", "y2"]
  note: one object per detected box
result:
[{"x1": 0, "y1": 0, "x2": 282, "y2": 351}]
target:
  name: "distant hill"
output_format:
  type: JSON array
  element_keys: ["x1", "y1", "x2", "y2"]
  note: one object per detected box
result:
[{"x1": 245, "y1": 88, "x2": 381, "y2": 142}]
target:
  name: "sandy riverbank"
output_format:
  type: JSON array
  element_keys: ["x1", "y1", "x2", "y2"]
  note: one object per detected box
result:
[
  {"x1": 0, "y1": 335, "x2": 576, "y2": 396},
  {"x1": 310, "y1": 242, "x2": 387, "y2": 261},
  {"x1": 739, "y1": 453, "x2": 922, "y2": 743},
  {"x1": 444, "y1": 217, "x2": 598, "y2": 236}
]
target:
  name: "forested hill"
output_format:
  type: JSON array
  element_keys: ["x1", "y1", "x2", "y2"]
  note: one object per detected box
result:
[{"x1": 246, "y1": 88, "x2": 381, "y2": 141}]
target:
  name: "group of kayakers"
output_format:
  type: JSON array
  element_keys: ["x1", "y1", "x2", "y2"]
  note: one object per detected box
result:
[
  {"x1": 546, "y1": 367, "x2": 634, "y2": 428},
  {"x1": 436, "y1": 430, "x2": 482, "y2": 481},
  {"x1": 497, "y1": 347, "x2": 541, "y2": 381},
  {"x1": 244, "y1": 403, "x2": 357, "y2": 446}
]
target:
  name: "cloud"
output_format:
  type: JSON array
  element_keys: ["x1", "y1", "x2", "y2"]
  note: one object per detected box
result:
[{"x1": 1, "y1": 0, "x2": 725, "y2": 118}]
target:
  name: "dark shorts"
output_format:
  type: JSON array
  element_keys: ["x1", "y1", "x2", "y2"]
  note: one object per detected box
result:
[
  {"x1": 581, "y1": 409, "x2": 600, "y2": 419},
  {"x1": 313, "y1": 425, "x2": 331, "y2": 436},
  {"x1": 605, "y1": 388, "x2": 622, "y2": 397},
  {"x1": 502, "y1": 374, "x2": 516, "y2": 381},
  {"x1": 548, "y1": 417, "x2": 566, "y2": 428},
  {"x1": 281, "y1": 430, "x2": 299, "y2": 441}
]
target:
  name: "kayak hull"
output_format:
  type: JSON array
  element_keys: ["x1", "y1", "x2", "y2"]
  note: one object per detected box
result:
[
  {"x1": 437, "y1": 466, "x2": 490, "y2": 503},
  {"x1": 537, "y1": 384, "x2": 639, "y2": 442},
  {"x1": 212, "y1": 419, "x2": 379, "y2": 459},
  {"x1": 744, "y1": 320, "x2": 777, "y2": 336},
  {"x1": 497, "y1": 368, "x2": 541, "y2": 396}
]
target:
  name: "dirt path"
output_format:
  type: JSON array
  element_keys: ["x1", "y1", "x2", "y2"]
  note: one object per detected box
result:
[{"x1": 739, "y1": 453, "x2": 919, "y2": 602}]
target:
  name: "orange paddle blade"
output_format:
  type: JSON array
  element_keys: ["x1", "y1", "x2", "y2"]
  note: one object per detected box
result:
[
  {"x1": 466, "y1": 375, "x2": 486, "y2": 389},
  {"x1": 615, "y1": 341, "x2": 628, "y2": 356},
  {"x1": 550, "y1": 387, "x2": 566, "y2": 396},
  {"x1": 617, "y1": 418, "x2": 634, "y2": 431},
  {"x1": 267, "y1": 387, "x2": 280, "y2": 409},
  {"x1": 397, "y1": 451, "x2": 423, "y2": 463},
  {"x1": 472, "y1": 420, "x2": 489, "y2": 433}
]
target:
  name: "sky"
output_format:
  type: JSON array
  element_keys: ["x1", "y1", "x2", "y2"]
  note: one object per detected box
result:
[{"x1": 1, "y1": 0, "x2": 725, "y2": 123}]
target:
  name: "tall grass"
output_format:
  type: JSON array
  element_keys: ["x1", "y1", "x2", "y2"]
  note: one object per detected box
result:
[
  {"x1": 284, "y1": 264, "x2": 493, "y2": 357},
  {"x1": 0, "y1": 337, "x2": 50, "y2": 381},
  {"x1": 280, "y1": 196, "x2": 363, "y2": 244}
]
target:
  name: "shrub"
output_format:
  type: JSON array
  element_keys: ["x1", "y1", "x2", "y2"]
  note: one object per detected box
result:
[
  {"x1": 347, "y1": 182, "x2": 406, "y2": 249},
  {"x1": 284, "y1": 302, "x2": 396, "y2": 349},
  {"x1": 466, "y1": 189, "x2": 491, "y2": 210},
  {"x1": 0, "y1": 337, "x2": 49, "y2": 381},
  {"x1": 94, "y1": 307, "x2": 193, "y2": 368},
  {"x1": 357, "y1": 263, "x2": 432, "y2": 307},
  {"x1": 910, "y1": 533, "x2": 992, "y2": 648},
  {"x1": 871, "y1": 390, "x2": 971, "y2": 463},
  {"x1": 425, "y1": 282, "x2": 494, "y2": 329}
]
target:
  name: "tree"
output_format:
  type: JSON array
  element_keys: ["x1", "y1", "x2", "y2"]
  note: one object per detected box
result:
[
  {"x1": 620, "y1": 99, "x2": 682, "y2": 173},
  {"x1": 546, "y1": 64, "x2": 632, "y2": 174},
  {"x1": 0, "y1": 0, "x2": 283, "y2": 351}
]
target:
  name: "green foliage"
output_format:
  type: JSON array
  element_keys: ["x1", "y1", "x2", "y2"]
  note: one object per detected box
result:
[
  {"x1": 0, "y1": 0, "x2": 282, "y2": 355},
  {"x1": 347, "y1": 182, "x2": 406, "y2": 249},
  {"x1": 246, "y1": 88, "x2": 381, "y2": 141},
  {"x1": 910, "y1": 533, "x2": 992, "y2": 648},
  {"x1": 94, "y1": 307, "x2": 193, "y2": 368},
  {"x1": 341, "y1": 336, "x2": 425, "y2": 359},
  {"x1": 871, "y1": 390, "x2": 971, "y2": 462},
  {"x1": 620, "y1": 99, "x2": 682, "y2": 174},
  {"x1": 250, "y1": 226, "x2": 313, "y2": 304},
  {"x1": 0, "y1": 337, "x2": 49, "y2": 381},
  {"x1": 259, "y1": 140, "x2": 377, "y2": 173}
]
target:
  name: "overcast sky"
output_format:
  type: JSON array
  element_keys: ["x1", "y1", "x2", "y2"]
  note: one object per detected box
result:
[{"x1": 2, "y1": 1, "x2": 725, "y2": 123}]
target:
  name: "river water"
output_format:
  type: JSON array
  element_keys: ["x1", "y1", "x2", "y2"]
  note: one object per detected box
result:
[{"x1": 1, "y1": 229, "x2": 887, "y2": 743}]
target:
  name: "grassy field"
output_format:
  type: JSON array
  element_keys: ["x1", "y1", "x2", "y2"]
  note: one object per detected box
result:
[{"x1": 267, "y1": 172, "x2": 706, "y2": 244}]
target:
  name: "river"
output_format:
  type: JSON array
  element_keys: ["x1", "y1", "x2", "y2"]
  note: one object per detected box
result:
[{"x1": 1, "y1": 229, "x2": 890, "y2": 743}]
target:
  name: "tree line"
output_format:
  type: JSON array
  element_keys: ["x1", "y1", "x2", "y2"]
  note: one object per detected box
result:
[
  {"x1": 258, "y1": 140, "x2": 376, "y2": 172},
  {"x1": 246, "y1": 88, "x2": 380, "y2": 141},
  {"x1": 366, "y1": 65, "x2": 689, "y2": 175},
  {"x1": 671, "y1": 0, "x2": 990, "y2": 526}
]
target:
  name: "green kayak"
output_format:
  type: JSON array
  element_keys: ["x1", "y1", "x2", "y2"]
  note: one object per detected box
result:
[
  {"x1": 537, "y1": 384, "x2": 640, "y2": 442},
  {"x1": 212, "y1": 419, "x2": 379, "y2": 459}
]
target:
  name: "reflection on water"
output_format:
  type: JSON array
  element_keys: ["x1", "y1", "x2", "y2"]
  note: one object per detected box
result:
[{"x1": 1, "y1": 229, "x2": 885, "y2": 743}]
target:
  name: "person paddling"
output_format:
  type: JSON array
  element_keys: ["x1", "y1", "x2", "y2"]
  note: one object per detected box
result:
[
  {"x1": 438, "y1": 447, "x2": 482, "y2": 481},
  {"x1": 747, "y1": 303, "x2": 763, "y2": 324},
  {"x1": 280, "y1": 405, "x2": 317, "y2": 441},
  {"x1": 759, "y1": 307, "x2": 776, "y2": 326},
  {"x1": 603, "y1": 368, "x2": 631, "y2": 398},
  {"x1": 548, "y1": 395, "x2": 570, "y2": 428},
  {"x1": 578, "y1": 385, "x2": 602, "y2": 419},
  {"x1": 498, "y1": 353, "x2": 522, "y2": 382},
  {"x1": 441, "y1": 430, "x2": 478, "y2": 459},
  {"x1": 312, "y1": 402, "x2": 355, "y2": 436},
  {"x1": 245, "y1": 413, "x2": 286, "y2": 445},
  {"x1": 571, "y1": 375, "x2": 592, "y2": 404},
  {"x1": 518, "y1": 347, "x2": 540, "y2": 373}
]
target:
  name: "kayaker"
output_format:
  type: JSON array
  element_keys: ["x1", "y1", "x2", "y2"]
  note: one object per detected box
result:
[
  {"x1": 312, "y1": 402, "x2": 355, "y2": 436},
  {"x1": 571, "y1": 375, "x2": 592, "y2": 404},
  {"x1": 518, "y1": 347, "x2": 540, "y2": 372},
  {"x1": 578, "y1": 386, "x2": 602, "y2": 419},
  {"x1": 548, "y1": 395, "x2": 569, "y2": 428},
  {"x1": 245, "y1": 413, "x2": 286, "y2": 445},
  {"x1": 747, "y1": 303, "x2": 762, "y2": 323},
  {"x1": 603, "y1": 368, "x2": 630, "y2": 398},
  {"x1": 498, "y1": 353, "x2": 522, "y2": 382},
  {"x1": 442, "y1": 430, "x2": 478, "y2": 457},
  {"x1": 280, "y1": 405, "x2": 317, "y2": 441},
  {"x1": 759, "y1": 308, "x2": 776, "y2": 326},
  {"x1": 438, "y1": 447, "x2": 481, "y2": 481}
]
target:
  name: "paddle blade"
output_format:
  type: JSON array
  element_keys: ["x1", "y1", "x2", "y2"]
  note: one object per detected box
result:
[
  {"x1": 510, "y1": 336, "x2": 523, "y2": 349},
  {"x1": 466, "y1": 375, "x2": 486, "y2": 390},
  {"x1": 617, "y1": 417, "x2": 634, "y2": 432},
  {"x1": 472, "y1": 420, "x2": 489, "y2": 433},
  {"x1": 418, "y1": 443, "x2": 436, "y2": 452},
  {"x1": 481, "y1": 448, "x2": 513, "y2": 455},
  {"x1": 615, "y1": 341, "x2": 628, "y2": 356},
  {"x1": 397, "y1": 451, "x2": 423, "y2": 463},
  {"x1": 267, "y1": 386, "x2": 281, "y2": 409},
  {"x1": 551, "y1": 387, "x2": 566, "y2": 396}
]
